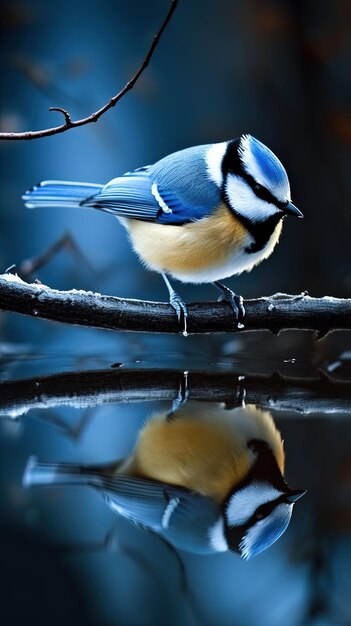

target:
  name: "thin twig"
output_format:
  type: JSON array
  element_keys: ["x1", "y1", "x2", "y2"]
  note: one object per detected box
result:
[
  {"x1": 18, "y1": 233, "x2": 94, "y2": 278},
  {"x1": 0, "y1": 273, "x2": 351, "y2": 336},
  {"x1": 0, "y1": 0, "x2": 178, "y2": 141}
]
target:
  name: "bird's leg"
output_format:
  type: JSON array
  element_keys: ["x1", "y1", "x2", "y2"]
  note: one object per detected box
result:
[
  {"x1": 166, "y1": 370, "x2": 189, "y2": 420},
  {"x1": 161, "y1": 273, "x2": 189, "y2": 337},
  {"x1": 213, "y1": 281, "x2": 245, "y2": 329}
]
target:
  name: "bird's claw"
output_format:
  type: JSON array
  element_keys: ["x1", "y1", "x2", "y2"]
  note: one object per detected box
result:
[
  {"x1": 170, "y1": 292, "x2": 189, "y2": 337},
  {"x1": 217, "y1": 286, "x2": 245, "y2": 329},
  {"x1": 167, "y1": 371, "x2": 189, "y2": 420}
]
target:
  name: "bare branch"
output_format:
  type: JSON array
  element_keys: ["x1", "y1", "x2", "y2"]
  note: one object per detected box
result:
[
  {"x1": 1, "y1": 273, "x2": 351, "y2": 335},
  {"x1": 0, "y1": 0, "x2": 178, "y2": 141},
  {"x1": 0, "y1": 368, "x2": 350, "y2": 419}
]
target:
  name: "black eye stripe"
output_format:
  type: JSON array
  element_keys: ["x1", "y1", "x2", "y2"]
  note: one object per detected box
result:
[
  {"x1": 242, "y1": 173, "x2": 281, "y2": 207},
  {"x1": 221, "y1": 141, "x2": 286, "y2": 209},
  {"x1": 252, "y1": 493, "x2": 288, "y2": 522},
  {"x1": 225, "y1": 166, "x2": 284, "y2": 208},
  {"x1": 252, "y1": 182, "x2": 274, "y2": 204},
  {"x1": 254, "y1": 501, "x2": 275, "y2": 518}
]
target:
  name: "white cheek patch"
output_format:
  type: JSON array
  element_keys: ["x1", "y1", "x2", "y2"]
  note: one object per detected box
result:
[
  {"x1": 205, "y1": 142, "x2": 227, "y2": 187},
  {"x1": 226, "y1": 174, "x2": 280, "y2": 221},
  {"x1": 227, "y1": 482, "x2": 283, "y2": 526}
]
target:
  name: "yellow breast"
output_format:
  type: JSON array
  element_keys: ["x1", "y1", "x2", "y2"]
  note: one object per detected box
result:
[
  {"x1": 123, "y1": 203, "x2": 249, "y2": 276},
  {"x1": 117, "y1": 403, "x2": 285, "y2": 503},
  {"x1": 121, "y1": 416, "x2": 253, "y2": 503}
]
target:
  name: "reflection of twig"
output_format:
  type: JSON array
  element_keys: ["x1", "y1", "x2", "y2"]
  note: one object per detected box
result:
[
  {"x1": 56, "y1": 525, "x2": 120, "y2": 555},
  {"x1": 54, "y1": 524, "x2": 162, "y2": 580},
  {"x1": 30, "y1": 407, "x2": 95, "y2": 439},
  {"x1": 0, "y1": 0, "x2": 178, "y2": 141},
  {"x1": 0, "y1": 367, "x2": 350, "y2": 418},
  {"x1": 1, "y1": 273, "x2": 351, "y2": 338}
]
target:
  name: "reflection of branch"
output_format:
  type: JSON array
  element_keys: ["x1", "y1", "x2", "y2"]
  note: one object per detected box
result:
[
  {"x1": 0, "y1": 0, "x2": 178, "y2": 141},
  {"x1": 1, "y1": 273, "x2": 351, "y2": 337},
  {"x1": 0, "y1": 367, "x2": 350, "y2": 418}
]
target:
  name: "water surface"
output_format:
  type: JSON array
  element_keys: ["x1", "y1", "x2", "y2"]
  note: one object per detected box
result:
[{"x1": 1, "y1": 332, "x2": 350, "y2": 626}]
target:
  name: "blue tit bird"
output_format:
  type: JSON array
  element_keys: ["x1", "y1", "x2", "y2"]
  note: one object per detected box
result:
[
  {"x1": 23, "y1": 403, "x2": 306, "y2": 559},
  {"x1": 23, "y1": 135, "x2": 303, "y2": 335}
]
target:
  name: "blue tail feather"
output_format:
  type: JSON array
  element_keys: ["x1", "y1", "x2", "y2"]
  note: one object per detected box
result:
[{"x1": 23, "y1": 180, "x2": 103, "y2": 209}]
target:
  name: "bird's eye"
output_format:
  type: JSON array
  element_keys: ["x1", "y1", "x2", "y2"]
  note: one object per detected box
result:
[
  {"x1": 255, "y1": 511, "x2": 265, "y2": 521},
  {"x1": 252, "y1": 182, "x2": 274, "y2": 204}
]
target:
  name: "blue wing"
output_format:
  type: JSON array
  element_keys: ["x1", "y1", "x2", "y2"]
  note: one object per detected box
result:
[
  {"x1": 163, "y1": 486, "x2": 220, "y2": 554},
  {"x1": 102, "y1": 475, "x2": 220, "y2": 554},
  {"x1": 83, "y1": 145, "x2": 222, "y2": 226},
  {"x1": 102, "y1": 475, "x2": 171, "y2": 529},
  {"x1": 84, "y1": 168, "x2": 159, "y2": 221}
]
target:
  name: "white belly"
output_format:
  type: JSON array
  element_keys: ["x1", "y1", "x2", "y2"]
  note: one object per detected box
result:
[
  {"x1": 170, "y1": 238, "x2": 252, "y2": 283},
  {"x1": 171, "y1": 230, "x2": 281, "y2": 283}
]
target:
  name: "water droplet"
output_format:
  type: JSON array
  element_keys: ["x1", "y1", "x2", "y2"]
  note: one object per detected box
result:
[{"x1": 33, "y1": 309, "x2": 38, "y2": 316}]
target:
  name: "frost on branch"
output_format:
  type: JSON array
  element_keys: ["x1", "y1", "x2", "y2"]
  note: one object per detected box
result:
[{"x1": 1, "y1": 273, "x2": 351, "y2": 336}]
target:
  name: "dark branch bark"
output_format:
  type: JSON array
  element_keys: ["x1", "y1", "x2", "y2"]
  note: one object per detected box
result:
[
  {"x1": 0, "y1": 368, "x2": 350, "y2": 418},
  {"x1": 0, "y1": 0, "x2": 178, "y2": 141},
  {"x1": 1, "y1": 273, "x2": 351, "y2": 336}
]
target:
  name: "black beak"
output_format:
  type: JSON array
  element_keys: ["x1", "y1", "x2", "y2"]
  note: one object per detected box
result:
[
  {"x1": 285, "y1": 489, "x2": 307, "y2": 503},
  {"x1": 283, "y1": 201, "x2": 304, "y2": 218}
]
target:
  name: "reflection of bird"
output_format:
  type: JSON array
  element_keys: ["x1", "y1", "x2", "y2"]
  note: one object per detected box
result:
[
  {"x1": 23, "y1": 135, "x2": 303, "y2": 335},
  {"x1": 24, "y1": 403, "x2": 305, "y2": 559}
]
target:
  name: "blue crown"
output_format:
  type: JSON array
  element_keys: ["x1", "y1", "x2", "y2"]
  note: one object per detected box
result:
[{"x1": 239, "y1": 135, "x2": 290, "y2": 201}]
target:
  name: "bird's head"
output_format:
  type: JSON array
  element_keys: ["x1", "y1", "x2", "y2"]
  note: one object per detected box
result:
[
  {"x1": 222, "y1": 439, "x2": 306, "y2": 559},
  {"x1": 206, "y1": 135, "x2": 303, "y2": 223}
]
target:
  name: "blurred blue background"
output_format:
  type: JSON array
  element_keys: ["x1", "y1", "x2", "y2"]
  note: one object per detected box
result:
[{"x1": 1, "y1": 1, "x2": 351, "y2": 625}]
